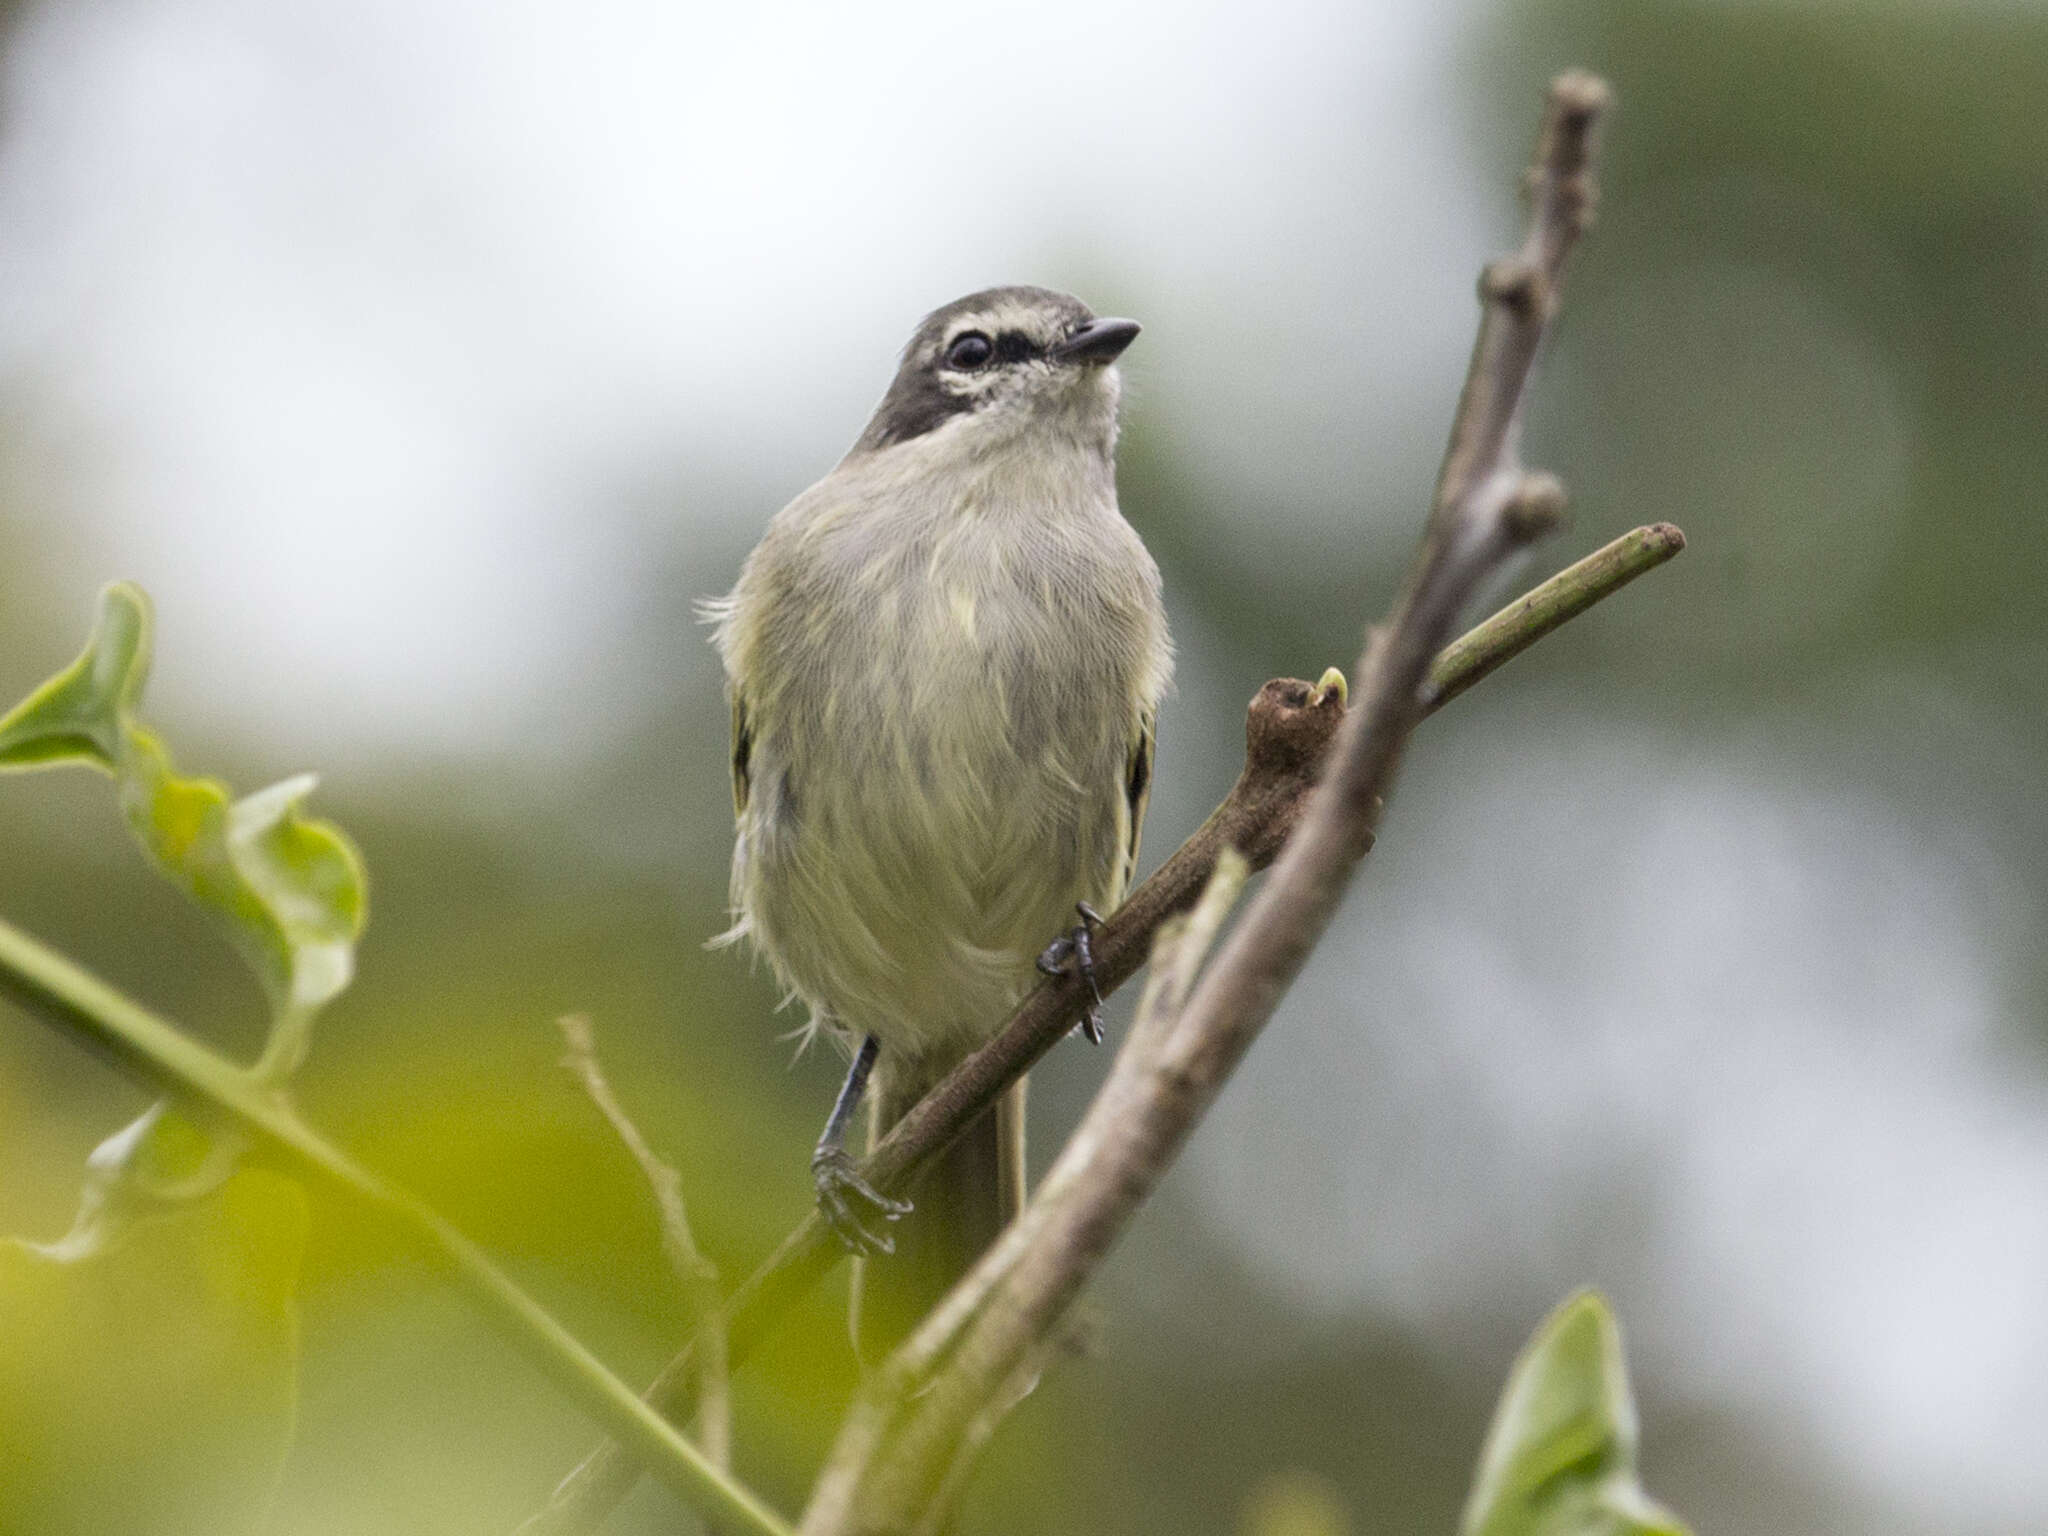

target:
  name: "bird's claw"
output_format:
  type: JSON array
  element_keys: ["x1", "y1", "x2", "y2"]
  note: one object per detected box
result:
[
  {"x1": 812, "y1": 1147, "x2": 911, "y2": 1256},
  {"x1": 1037, "y1": 902, "x2": 1108, "y2": 1044}
]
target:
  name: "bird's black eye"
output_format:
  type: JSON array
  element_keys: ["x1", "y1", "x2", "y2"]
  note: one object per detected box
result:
[{"x1": 944, "y1": 331, "x2": 993, "y2": 370}]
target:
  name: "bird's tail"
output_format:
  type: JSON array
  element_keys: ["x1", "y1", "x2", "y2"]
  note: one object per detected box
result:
[{"x1": 852, "y1": 1069, "x2": 1027, "y2": 1365}]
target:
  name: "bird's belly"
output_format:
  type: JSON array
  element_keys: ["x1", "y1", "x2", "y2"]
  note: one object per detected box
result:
[{"x1": 741, "y1": 582, "x2": 1132, "y2": 1057}]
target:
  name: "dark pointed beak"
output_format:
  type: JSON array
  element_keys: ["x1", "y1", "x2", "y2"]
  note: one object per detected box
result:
[{"x1": 1052, "y1": 317, "x2": 1141, "y2": 365}]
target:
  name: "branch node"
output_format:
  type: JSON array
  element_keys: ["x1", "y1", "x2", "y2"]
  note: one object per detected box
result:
[
  {"x1": 1244, "y1": 673, "x2": 1348, "y2": 779},
  {"x1": 1480, "y1": 257, "x2": 1544, "y2": 319},
  {"x1": 1549, "y1": 68, "x2": 1613, "y2": 126},
  {"x1": 1531, "y1": 73, "x2": 1612, "y2": 244},
  {"x1": 1503, "y1": 472, "x2": 1568, "y2": 542}
]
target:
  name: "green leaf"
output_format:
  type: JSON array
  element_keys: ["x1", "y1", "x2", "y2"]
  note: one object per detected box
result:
[
  {"x1": 117, "y1": 737, "x2": 366, "y2": 1075},
  {"x1": 0, "y1": 581, "x2": 151, "y2": 771},
  {"x1": 74, "y1": 1103, "x2": 247, "y2": 1217},
  {"x1": 0, "y1": 583, "x2": 367, "y2": 1076},
  {"x1": 0, "y1": 1166, "x2": 309, "y2": 1536},
  {"x1": 1460, "y1": 1291, "x2": 1691, "y2": 1536}
]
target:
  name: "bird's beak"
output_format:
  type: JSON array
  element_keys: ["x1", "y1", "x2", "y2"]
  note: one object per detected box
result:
[{"x1": 1052, "y1": 317, "x2": 1141, "y2": 364}]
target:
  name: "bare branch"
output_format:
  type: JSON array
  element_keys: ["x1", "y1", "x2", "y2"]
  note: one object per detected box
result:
[
  {"x1": 801, "y1": 71, "x2": 1617, "y2": 1532},
  {"x1": 558, "y1": 1014, "x2": 730, "y2": 1471}
]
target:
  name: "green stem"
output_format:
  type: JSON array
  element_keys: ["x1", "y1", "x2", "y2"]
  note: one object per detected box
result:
[
  {"x1": 0, "y1": 916, "x2": 794, "y2": 1536},
  {"x1": 1427, "y1": 522, "x2": 1686, "y2": 712}
]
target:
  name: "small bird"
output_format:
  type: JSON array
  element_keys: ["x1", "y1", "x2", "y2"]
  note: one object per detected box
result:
[{"x1": 708, "y1": 286, "x2": 1171, "y2": 1349}]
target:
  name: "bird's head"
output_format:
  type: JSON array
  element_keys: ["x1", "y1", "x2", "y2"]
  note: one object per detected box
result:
[{"x1": 854, "y1": 286, "x2": 1139, "y2": 458}]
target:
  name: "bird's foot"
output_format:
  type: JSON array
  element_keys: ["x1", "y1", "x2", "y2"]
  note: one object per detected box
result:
[
  {"x1": 811, "y1": 1146, "x2": 911, "y2": 1256},
  {"x1": 1036, "y1": 901, "x2": 1108, "y2": 1044}
]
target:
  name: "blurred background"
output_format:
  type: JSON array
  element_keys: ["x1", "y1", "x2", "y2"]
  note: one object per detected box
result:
[{"x1": 2, "y1": 0, "x2": 2044, "y2": 1531}]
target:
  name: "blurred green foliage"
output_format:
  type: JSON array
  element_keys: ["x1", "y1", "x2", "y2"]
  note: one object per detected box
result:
[
  {"x1": 1499, "y1": 0, "x2": 2048, "y2": 679},
  {"x1": 0, "y1": 1166, "x2": 308, "y2": 1536}
]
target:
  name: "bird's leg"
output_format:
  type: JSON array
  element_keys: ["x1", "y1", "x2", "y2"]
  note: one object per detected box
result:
[
  {"x1": 1036, "y1": 901, "x2": 1109, "y2": 1044},
  {"x1": 1071, "y1": 902, "x2": 1106, "y2": 1042},
  {"x1": 812, "y1": 1033, "x2": 911, "y2": 1255}
]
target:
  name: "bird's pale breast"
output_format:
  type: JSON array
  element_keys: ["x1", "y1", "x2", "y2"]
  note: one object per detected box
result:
[{"x1": 726, "y1": 466, "x2": 1165, "y2": 1068}]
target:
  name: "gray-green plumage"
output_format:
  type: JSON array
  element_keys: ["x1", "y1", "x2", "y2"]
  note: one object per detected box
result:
[{"x1": 709, "y1": 286, "x2": 1171, "y2": 1345}]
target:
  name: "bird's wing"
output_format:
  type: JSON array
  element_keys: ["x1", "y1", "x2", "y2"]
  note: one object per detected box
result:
[
  {"x1": 1120, "y1": 709, "x2": 1155, "y2": 895},
  {"x1": 729, "y1": 691, "x2": 752, "y2": 818}
]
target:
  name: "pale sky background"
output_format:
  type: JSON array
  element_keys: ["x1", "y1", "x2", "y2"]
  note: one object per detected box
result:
[{"x1": 0, "y1": 1, "x2": 2040, "y2": 1530}]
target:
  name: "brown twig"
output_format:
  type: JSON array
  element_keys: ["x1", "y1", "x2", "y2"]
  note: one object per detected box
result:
[
  {"x1": 799, "y1": 70, "x2": 1616, "y2": 1531},
  {"x1": 512, "y1": 525, "x2": 1678, "y2": 1535},
  {"x1": 558, "y1": 1014, "x2": 730, "y2": 1472}
]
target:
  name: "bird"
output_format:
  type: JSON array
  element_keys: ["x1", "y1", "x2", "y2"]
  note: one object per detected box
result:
[{"x1": 707, "y1": 285, "x2": 1171, "y2": 1352}]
